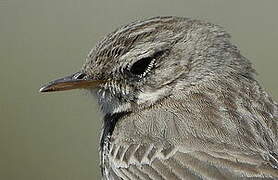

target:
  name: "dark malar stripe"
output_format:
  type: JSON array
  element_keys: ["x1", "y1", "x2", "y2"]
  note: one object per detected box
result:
[{"x1": 100, "y1": 111, "x2": 130, "y2": 151}]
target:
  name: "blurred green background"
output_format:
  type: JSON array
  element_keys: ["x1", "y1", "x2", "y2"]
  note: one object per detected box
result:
[{"x1": 0, "y1": 0, "x2": 277, "y2": 179}]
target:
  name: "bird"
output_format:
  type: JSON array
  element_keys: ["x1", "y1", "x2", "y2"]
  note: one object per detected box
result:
[{"x1": 40, "y1": 16, "x2": 278, "y2": 179}]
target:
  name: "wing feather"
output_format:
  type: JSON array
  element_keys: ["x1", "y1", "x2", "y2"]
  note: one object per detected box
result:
[{"x1": 107, "y1": 143, "x2": 278, "y2": 179}]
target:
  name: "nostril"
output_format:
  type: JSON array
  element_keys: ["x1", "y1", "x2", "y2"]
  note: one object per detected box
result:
[{"x1": 74, "y1": 72, "x2": 87, "y2": 80}]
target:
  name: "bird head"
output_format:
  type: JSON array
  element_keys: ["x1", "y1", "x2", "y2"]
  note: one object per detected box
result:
[{"x1": 40, "y1": 16, "x2": 254, "y2": 114}]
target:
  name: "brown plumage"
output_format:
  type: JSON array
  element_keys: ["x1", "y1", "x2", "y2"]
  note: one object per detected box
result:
[{"x1": 40, "y1": 16, "x2": 278, "y2": 179}]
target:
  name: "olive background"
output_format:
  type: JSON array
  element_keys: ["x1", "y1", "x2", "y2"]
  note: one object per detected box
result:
[{"x1": 0, "y1": 0, "x2": 277, "y2": 179}]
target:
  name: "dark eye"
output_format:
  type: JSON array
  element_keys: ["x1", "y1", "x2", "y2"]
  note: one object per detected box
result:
[
  {"x1": 129, "y1": 50, "x2": 166, "y2": 76},
  {"x1": 130, "y1": 57, "x2": 153, "y2": 75}
]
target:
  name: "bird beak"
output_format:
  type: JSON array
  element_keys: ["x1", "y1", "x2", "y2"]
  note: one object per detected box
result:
[{"x1": 39, "y1": 72, "x2": 104, "y2": 93}]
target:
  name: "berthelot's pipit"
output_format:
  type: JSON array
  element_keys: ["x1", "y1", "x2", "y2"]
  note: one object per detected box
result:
[{"x1": 40, "y1": 16, "x2": 278, "y2": 179}]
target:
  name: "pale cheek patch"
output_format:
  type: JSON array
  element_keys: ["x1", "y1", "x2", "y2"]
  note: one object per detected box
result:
[{"x1": 137, "y1": 88, "x2": 168, "y2": 105}]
